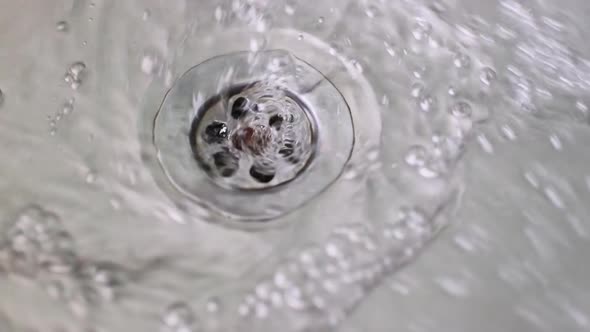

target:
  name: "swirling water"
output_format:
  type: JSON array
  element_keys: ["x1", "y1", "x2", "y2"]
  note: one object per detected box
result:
[{"x1": 0, "y1": 0, "x2": 589, "y2": 331}]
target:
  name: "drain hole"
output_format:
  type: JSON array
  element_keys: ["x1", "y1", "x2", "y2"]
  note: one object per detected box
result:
[
  {"x1": 191, "y1": 81, "x2": 315, "y2": 190},
  {"x1": 231, "y1": 96, "x2": 250, "y2": 119},
  {"x1": 151, "y1": 50, "x2": 354, "y2": 219},
  {"x1": 203, "y1": 121, "x2": 229, "y2": 144},
  {"x1": 249, "y1": 164, "x2": 276, "y2": 183}
]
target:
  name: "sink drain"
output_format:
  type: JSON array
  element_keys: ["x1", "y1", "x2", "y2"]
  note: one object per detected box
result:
[
  {"x1": 152, "y1": 50, "x2": 354, "y2": 221},
  {"x1": 189, "y1": 82, "x2": 315, "y2": 190}
]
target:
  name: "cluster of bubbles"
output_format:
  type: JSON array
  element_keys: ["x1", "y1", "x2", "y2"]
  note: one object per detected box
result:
[
  {"x1": 64, "y1": 62, "x2": 87, "y2": 91},
  {"x1": 160, "y1": 207, "x2": 438, "y2": 332},
  {"x1": 48, "y1": 98, "x2": 75, "y2": 136},
  {"x1": 0, "y1": 205, "x2": 125, "y2": 316}
]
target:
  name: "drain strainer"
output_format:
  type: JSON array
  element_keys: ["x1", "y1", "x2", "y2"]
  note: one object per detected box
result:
[
  {"x1": 153, "y1": 50, "x2": 353, "y2": 220},
  {"x1": 189, "y1": 82, "x2": 315, "y2": 190}
]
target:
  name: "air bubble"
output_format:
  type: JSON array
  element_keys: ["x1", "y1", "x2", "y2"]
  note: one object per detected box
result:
[
  {"x1": 205, "y1": 297, "x2": 221, "y2": 314},
  {"x1": 405, "y1": 145, "x2": 428, "y2": 167},
  {"x1": 64, "y1": 62, "x2": 86, "y2": 90},
  {"x1": 549, "y1": 134, "x2": 563, "y2": 150},
  {"x1": 163, "y1": 302, "x2": 196, "y2": 329},
  {"x1": 384, "y1": 41, "x2": 396, "y2": 57},
  {"x1": 214, "y1": 6, "x2": 223, "y2": 21},
  {"x1": 500, "y1": 124, "x2": 517, "y2": 140},
  {"x1": 317, "y1": 16, "x2": 325, "y2": 24},
  {"x1": 449, "y1": 101, "x2": 472, "y2": 118},
  {"x1": 0, "y1": 89, "x2": 4, "y2": 106},
  {"x1": 477, "y1": 133, "x2": 494, "y2": 154},
  {"x1": 480, "y1": 67, "x2": 497, "y2": 86},
  {"x1": 141, "y1": 54, "x2": 159, "y2": 75},
  {"x1": 85, "y1": 171, "x2": 97, "y2": 184},
  {"x1": 69, "y1": 62, "x2": 86, "y2": 77},
  {"x1": 418, "y1": 95, "x2": 436, "y2": 112},
  {"x1": 411, "y1": 21, "x2": 432, "y2": 41},
  {"x1": 453, "y1": 52, "x2": 471, "y2": 69},
  {"x1": 56, "y1": 21, "x2": 69, "y2": 32},
  {"x1": 365, "y1": 6, "x2": 377, "y2": 18},
  {"x1": 285, "y1": 5, "x2": 295, "y2": 15},
  {"x1": 62, "y1": 99, "x2": 74, "y2": 115},
  {"x1": 435, "y1": 276, "x2": 469, "y2": 297},
  {"x1": 410, "y1": 83, "x2": 424, "y2": 98}
]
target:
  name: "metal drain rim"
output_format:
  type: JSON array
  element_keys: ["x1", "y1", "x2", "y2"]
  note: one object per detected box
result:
[{"x1": 149, "y1": 50, "x2": 355, "y2": 221}]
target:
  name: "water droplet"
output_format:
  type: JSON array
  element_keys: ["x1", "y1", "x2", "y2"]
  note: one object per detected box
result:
[
  {"x1": 418, "y1": 95, "x2": 436, "y2": 112},
  {"x1": 64, "y1": 73, "x2": 80, "y2": 90},
  {"x1": 480, "y1": 67, "x2": 497, "y2": 86},
  {"x1": 448, "y1": 86, "x2": 457, "y2": 97},
  {"x1": 449, "y1": 101, "x2": 472, "y2": 118},
  {"x1": 549, "y1": 134, "x2": 563, "y2": 150},
  {"x1": 500, "y1": 124, "x2": 517, "y2": 140},
  {"x1": 69, "y1": 62, "x2": 86, "y2": 76},
  {"x1": 285, "y1": 5, "x2": 295, "y2": 15},
  {"x1": 56, "y1": 21, "x2": 69, "y2": 32},
  {"x1": 249, "y1": 37, "x2": 266, "y2": 52},
  {"x1": 411, "y1": 21, "x2": 432, "y2": 41},
  {"x1": 453, "y1": 234, "x2": 476, "y2": 253},
  {"x1": 365, "y1": 6, "x2": 377, "y2": 18},
  {"x1": 205, "y1": 297, "x2": 221, "y2": 314},
  {"x1": 543, "y1": 186, "x2": 565, "y2": 209},
  {"x1": 576, "y1": 100, "x2": 588, "y2": 113},
  {"x1": 85, "y1": 172, "x2": 96, "y2": 184},
  {"x1": 255, "y1": 302, "x2": 269, "y2": 318},
  {"x1": 64, "y1": 62, "x2": 86, "y2": 90},
  {"x1": 141, "y1": 54, "x2": 158, "y2": 75},
  {"x1": 405, "y1": 145, "x2": 428, "y2": 167},
  {"x1": 214, "y1": 6, "x2": 223, "y2": 21},
  {"x1": 453, "y1": 52, "x2": 471, "y2": 69},
  {"x1": 410, "y1": 83, "x2": 424, "y2": 98},
  {"x1": 430, "y1": 0, "x2": 448, "y2": 13},
  {"x1": 401, "y1": 207, "x2": 430, "y2": 234},
  {"x1": 435, "y1": 276, "x2": 469, "y2": 297},
  {"x1": 351, "y1": 59, "x2": 363, "y2": 73},
  {"x1": 477, "y1": 133, "x2": 494, "y2": 154},
  {"x1": 62, "y1": 99, "x2": 75, "y2": 115},
  {"x1": 378, "y1": 42, "x2": 393, "y2": 59},
  {"x1": 163, "y1": 302, "x2": 196, "y2": 328}
]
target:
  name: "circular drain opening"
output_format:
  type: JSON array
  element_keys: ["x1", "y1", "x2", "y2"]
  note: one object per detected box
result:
[
  {"x1": 153, "y1": 50, "x2": 354, "y2": 220},
  {"x1": 189, "y1": 82, "x2": 316, "y2": 191}
]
